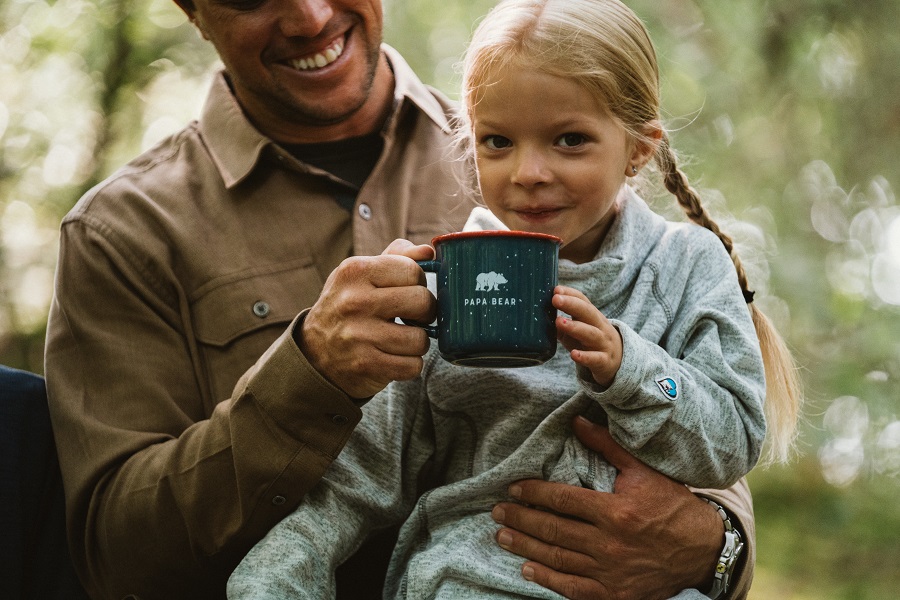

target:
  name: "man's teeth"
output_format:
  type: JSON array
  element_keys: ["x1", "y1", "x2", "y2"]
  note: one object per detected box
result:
[{"x1": 291, "y1": 40, "x2": 344, "y2": 71}]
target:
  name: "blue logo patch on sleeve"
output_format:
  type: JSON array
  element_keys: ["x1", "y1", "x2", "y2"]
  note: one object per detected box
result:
[{"x1": 656, "y1": 377, "x2": 678, "y2": 399}]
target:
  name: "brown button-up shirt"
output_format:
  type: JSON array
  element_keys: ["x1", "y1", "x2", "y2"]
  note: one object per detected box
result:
[
  {"x1": 45, "y1": 46, "x2": 755, "y2": 600},
  {"x1": 45, "y1": 46, "x2": 470, "y2": 599}
]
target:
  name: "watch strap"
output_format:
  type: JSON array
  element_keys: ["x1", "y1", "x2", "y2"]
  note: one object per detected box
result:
[{"x1": 701, "y1": 498, "x2": 745, "y2": 599}]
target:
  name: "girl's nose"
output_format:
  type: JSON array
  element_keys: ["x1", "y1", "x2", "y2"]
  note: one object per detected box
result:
[
  {"x1": 279, "y1": 0, "x2": 335, "y2": 38},
  {"x1": 511, "y1": 149, "x2": 552, "y2": 188}
]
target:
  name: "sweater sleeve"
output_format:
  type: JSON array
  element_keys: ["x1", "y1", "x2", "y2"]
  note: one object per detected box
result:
[
  {"x1": 577, "y1": 237, "x2": 767, "y2": 489},
  {"x1": 227, "y1": 373, "x2": 435, "y2": 599}
]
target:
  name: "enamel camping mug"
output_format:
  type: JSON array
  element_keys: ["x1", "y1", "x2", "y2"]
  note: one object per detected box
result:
[{"x1": 414, "y1": 230, "x2": 561, "y2": 368}]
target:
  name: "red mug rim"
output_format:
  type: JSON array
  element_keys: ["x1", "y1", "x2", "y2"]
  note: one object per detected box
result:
[{"x1": 432, "y1": 230, "x2": 562, "y2": 246}]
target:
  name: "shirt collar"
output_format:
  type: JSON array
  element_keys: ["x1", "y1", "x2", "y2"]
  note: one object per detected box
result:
[
  {"x1": 198, "y1": 71, "x2": 270, "y2": 189},
  {"x1": 381, "y1": 44, "x2": 453, "y2": 136},
  {"x1": 198, "y1": 45, "x2": 454, "y2": 189}
]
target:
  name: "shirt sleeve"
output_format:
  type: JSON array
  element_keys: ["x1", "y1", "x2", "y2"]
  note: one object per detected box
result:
[{"x1": 45, "y1": 217, "x2": 362, "y2": 600}]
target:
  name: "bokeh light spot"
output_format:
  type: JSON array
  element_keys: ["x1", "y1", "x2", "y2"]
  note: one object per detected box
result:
[
  {"x1": 42, "y1": 143, "x2": 78, "y2": 187},
  {"x1": 0, "y1": 101, "x2": 8, "y2": 138},
  {"x1": 149, "y1": 0, "x2": 189, "y2": 29},
  {"x1": 12, "y1": 265, "x2": 56, "y2": 331},
  {"x1": 874, "y1": 421, "x2": 900, "y2": 477},
  {"x1": 871, "y1": 253, "x2": 900, "y2": 305},
  {"x1": 823, "y1": 395, "x2": 869, "y2": 439},
  {"x1": 818, "y1": 437, "x2": 864, "y2": 487}
]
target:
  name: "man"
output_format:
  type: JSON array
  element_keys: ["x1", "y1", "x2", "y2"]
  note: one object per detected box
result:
[{"x1": 44, "y1": 0, "x2": 756, "y2": 598}]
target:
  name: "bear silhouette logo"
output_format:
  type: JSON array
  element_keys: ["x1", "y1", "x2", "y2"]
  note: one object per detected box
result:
[{"x1": 475, "y1": 271, "x2": 508, "y2": 292}]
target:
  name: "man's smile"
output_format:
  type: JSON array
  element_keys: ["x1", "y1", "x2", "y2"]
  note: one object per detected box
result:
[{"x1": 288, "y1": 36, "x2": 346, "y2": 71}]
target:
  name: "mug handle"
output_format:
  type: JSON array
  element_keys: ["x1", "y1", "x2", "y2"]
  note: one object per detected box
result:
[{"x1": 400, "y1": 260, "x2": 440, "y2": 338}]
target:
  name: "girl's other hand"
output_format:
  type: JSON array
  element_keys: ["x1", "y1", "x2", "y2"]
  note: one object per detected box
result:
[{"x1": 552, "y1": 285, "x2": 622, "y2": 387}]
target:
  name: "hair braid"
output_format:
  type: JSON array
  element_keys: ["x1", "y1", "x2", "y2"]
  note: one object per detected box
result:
[
  {"x1": 657, "y1": 136, "x2": 753, "y2": 298},
  {"x1": 656, "y1": 134, "x2": 802, "y2": 464}
]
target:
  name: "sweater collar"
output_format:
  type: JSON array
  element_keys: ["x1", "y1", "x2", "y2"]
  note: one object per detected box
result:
[
  {"x1": 460, "y1": 189, "x2": 668, "y2": 306},
  {"x1": 558, "y1": 188, "x2": 667, "y2": 305}
]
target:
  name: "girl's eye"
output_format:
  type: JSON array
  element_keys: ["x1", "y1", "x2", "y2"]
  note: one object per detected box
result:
[
  {"x1": 483, "y1": 135, "x2": 512, "y2": 150},
  {"x1": 557, "y1": 133, "x2": 586, "y2": 148}
]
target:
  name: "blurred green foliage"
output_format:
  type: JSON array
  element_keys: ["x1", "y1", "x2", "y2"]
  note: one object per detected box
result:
[{"x1": 1, "y1": 0, "x2": 898, "y2": 597}]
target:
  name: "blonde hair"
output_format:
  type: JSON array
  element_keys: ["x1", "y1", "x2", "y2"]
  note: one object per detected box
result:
[{"x1": 460, "y1": 0, "x2": 802, "y2": 465}]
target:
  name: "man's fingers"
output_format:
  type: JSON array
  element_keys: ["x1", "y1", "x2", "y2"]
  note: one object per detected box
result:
[
  {"x1": 371, "y1": 320, "x2": 431, "y2": 357},
  {"x1": 492, "y1": 492, "x2": 604, "y2": 545},
  {"x1": 376, "y1": 284, "x2": 436, "y2": 324},
  {"x1": 494, "y1": 526, "x2": 598, "y2": 574},
  {"x1": 519, "y1": 563, "x2": 609, "y2": 600},
  {"x1": 359, "y1": 350, "x2": 426, "y2": 384},
  {"x1": 303, "y1": 322, "x2": 428, "y2": 396},
  {"x1": 510, "y1": 479, "x2": 610, "y2": 524},
  {"x1": 299, "y1": 251, "x2": 437, "y2": 397},
  {"x1": 381, "y1": 238, "x2": 435, "y2": 261},
  {"x1": 492, "y1": 418, "x2": 725, "y2": 599},
  {"x1": 328, "y1": 258, "x2": 434, "y2": 322},
  {"x1": 346, "y1": 254, "x2": 428, "y2": 289}
]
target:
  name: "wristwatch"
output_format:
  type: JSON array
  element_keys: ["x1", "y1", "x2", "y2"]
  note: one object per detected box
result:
[{"x1": 701, "y1": 498, "x2": 745, "y2": 600}]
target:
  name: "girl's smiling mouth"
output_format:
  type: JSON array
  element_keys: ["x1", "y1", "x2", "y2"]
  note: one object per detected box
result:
[{"x1": 514, "y1": 206, "x2": 564, "y2": 223}]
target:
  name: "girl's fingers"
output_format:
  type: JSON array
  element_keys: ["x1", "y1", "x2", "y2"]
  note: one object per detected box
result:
[
  {"x1": 554, "y1": 285, "x2": 591, "y2": 303},
  {"x1": 553, "y1": 293, "x2": 605, "y2": 328},
  {"x1": 557, "y1": 315, "x2": 623, "y2": 387},
  {"x1": 556, "y1": 315, "x2": 615, "y2": 351}
]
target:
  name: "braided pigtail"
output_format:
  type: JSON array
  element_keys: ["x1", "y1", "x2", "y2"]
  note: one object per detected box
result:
[{"x1": 656, "y1": 135, "x2": 802, "y2": 465}]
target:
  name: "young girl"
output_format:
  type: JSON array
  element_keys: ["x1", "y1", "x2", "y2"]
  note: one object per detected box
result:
[{"x1": 228, "y1": 1, "x2": 801, "y2": 598}]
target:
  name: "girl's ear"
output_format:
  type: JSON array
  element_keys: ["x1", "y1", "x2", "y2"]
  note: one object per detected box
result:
[{"x1": 627, "y1": 120, "x2": 663, "y2": 176}]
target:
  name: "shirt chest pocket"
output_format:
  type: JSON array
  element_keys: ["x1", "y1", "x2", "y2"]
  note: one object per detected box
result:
[{"x1": 190, "y1": 263, "x2": 324, "y2": 403}]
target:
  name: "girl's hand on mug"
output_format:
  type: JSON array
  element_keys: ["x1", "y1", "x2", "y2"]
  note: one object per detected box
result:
[{"x1": 552, "y1": 285, "x2": 623, "y2": 387}]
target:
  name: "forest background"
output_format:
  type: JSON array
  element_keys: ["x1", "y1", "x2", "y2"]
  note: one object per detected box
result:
[{"x1": 1, "y1": 0, "x2": 898, "y2": 598}]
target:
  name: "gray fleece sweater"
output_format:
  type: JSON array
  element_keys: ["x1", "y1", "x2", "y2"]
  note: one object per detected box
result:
[{"x1": 227, "y1": 191, "x2": 766, "y2": 600}]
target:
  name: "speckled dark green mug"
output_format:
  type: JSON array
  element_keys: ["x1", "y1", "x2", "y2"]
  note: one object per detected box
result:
[{"x1": 415, "y1": 230, "x2": 561, "y2": 368}]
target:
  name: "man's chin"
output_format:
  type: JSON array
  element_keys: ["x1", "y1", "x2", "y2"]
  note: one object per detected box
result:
[
  {"x1": 287, "y1": 96, "x2": 369, "y2": 126},
  {"x1": 285, "y1": 54, "x2": 382, "y2": 128}
]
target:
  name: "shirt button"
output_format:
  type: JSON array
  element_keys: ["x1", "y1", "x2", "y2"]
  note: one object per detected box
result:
[
  {"x1": 272, "y1": 495, "x2": 286, "y2": 506},
  {"x1": 358, "y1": 203, "x2": 372, "y2": 220},
  {"x1": 252, "y1": 301, "x2": 270, "y2": 318},
  {"x1": 331, "y1": 414, "x2": 349, "y2": 425}
]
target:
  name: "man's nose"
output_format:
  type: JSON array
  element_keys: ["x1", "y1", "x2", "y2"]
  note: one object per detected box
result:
[{"x1": 278, "y1": 0, "x2": 335, "y2": 38}]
